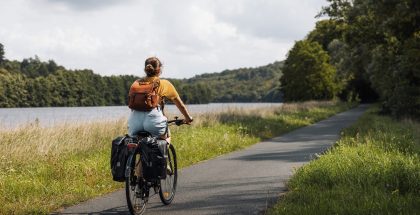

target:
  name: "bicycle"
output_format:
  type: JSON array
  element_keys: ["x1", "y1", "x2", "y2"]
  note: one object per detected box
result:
[{"x1": 124, "y1": 117, "x2": 185, "y2": 215}]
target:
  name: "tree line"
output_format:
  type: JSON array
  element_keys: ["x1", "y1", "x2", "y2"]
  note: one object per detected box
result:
[
  {"x1": 177, "y1": 61, "x2": 283, "y2": 103},
  {"x1": 0, "y1": 44, "x2": 283, "y2": 107},
  {"x1": 0, "y1": 58, "x2": 135, "y2": 107},
  {"x1": 280, "y1": 0, "x2": 419, "y2": 119}
]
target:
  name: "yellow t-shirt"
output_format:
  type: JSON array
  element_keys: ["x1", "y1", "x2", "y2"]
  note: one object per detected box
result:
[{"x1": 142, "y1": 77, "x2": 180, "y2": 101}]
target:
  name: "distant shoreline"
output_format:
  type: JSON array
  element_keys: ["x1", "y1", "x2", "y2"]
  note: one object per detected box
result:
[{"x1": 0, "y1": 102, "x2": 283, "y2": 109}]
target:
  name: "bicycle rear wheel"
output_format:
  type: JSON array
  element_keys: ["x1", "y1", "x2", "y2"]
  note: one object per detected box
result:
[
  {"x1": 159, "y1": 144, "x2": 177, "y2": 205},
  {"x1": 126, "y1": 153, "x2": 147, "y2": 215}
]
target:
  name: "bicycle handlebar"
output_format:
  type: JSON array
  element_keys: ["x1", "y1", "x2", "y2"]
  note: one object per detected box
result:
[{"x1": 167, "y1": 117, "x2": 193, "y2": 126}]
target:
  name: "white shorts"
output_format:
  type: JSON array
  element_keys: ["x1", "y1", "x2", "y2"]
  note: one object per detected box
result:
[{"x1": 127, "y1": 108, "x2": 168, "y2": 137}]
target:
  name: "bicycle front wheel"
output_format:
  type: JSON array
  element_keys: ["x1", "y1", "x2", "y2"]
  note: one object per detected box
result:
[
  {"x1": 159, "y1": 144, "x2": 177, "y2": 205},
  {"x1": 126, "y1": 153, "x2": 147, "y2": 215}
]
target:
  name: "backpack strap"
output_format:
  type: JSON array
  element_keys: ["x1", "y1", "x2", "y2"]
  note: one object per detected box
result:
[
  {"x1": 152, "y1": 78, "x2": 160, "y2": 90},
  {"x1": 136, "y1": 78, "x2": 148, "y2": 85},
  {"x1": 136, "y1": 78, "x2": 160, "y2": 87},
  {"x1": 153, "y1": 78, "x2": 162, "y2": 107}
]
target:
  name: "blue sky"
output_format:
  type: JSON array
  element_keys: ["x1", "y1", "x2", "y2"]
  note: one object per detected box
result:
[{"x1": 0, "y1": 0, "x2": 327, "y2": 78}]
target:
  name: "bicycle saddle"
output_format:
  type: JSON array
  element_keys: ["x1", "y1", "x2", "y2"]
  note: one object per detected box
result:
[{"x1": 136, "y1": 131, "x2": 152, "y2": 137}]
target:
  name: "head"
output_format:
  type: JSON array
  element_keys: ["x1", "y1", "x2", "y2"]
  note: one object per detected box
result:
[{"x1": 144, "y1": 57, "x2": 162, "y2": 77}]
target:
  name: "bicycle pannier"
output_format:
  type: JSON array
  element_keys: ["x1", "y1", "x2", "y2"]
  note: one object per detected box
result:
[
  {"x1": 128, "y1": 79, "x2": 161, "y2": 111},
  {"x1": 110, "y1": 136, "x2": 128, "y2": 182},
  {"x1": 140, "y1": 139, "x2": 167, "y2": 181}
]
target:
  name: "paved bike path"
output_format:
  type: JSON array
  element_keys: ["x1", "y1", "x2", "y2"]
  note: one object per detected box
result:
[{"x1": 56, "y1": 105, "x2": 368, "y2": 215}]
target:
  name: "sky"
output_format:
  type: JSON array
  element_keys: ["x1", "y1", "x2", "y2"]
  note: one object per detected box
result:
[{"x1": 0, "y1": 0, "x2": 327, "y2": 78}]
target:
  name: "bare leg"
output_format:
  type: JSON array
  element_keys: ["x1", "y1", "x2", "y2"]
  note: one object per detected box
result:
[{"x1": 135, "y1": 156, "x2": 142, "y2": 178}]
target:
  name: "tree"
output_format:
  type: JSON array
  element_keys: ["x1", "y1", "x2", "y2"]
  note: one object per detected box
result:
[
  {"x1": 0, "y1": 43, "x2": 5, "y2": 65},
  {"x1": 307, "y1": 19, "x2": 346, "y2": 51},
  {"x1": 320, "y1": 0, "x2": 420, "y2": 119},
  {"x1": 280, "y1": 40, "x2": 339, "y2": 101}
]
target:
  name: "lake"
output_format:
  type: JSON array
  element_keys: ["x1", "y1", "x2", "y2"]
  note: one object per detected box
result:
[{"x1": 0, "y1": 103, "x2": 282, "y2": 128}]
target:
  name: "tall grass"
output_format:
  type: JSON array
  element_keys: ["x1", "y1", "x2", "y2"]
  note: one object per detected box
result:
[
  {"x1": 269, "y1": 106, "x2": 420, "y2": 215},
  {"x1": 0, "y1": 101, "x2": 354, "y2": 214}
]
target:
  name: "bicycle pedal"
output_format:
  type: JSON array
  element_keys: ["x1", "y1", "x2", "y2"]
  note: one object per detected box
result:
[
  {"x1": 135, "y1": 192, "x2": 142, "y2": 198},
  {"x1": 153, "y1": 186, "x2": 159, "y2": 193},
  {"x1": 135, "y1": 187, "x2": 143, "y2": 198}
]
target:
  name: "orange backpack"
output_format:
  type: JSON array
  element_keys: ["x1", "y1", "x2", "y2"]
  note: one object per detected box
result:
[{"x1": 128, "y1": 79, "x2": 161, "y2": 111}]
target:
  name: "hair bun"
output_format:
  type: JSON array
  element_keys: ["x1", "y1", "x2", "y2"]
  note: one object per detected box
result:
[
  {"x1": 145, "y1": 64, "x2": 155, "y2": 73},
  {"x1": 144, "y1": 57, "x2": 161, "y2": 77}
]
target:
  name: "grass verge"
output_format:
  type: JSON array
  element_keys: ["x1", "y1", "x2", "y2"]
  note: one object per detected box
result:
[
  {"x1": 0, "y1": 101, "x2": 354, "y2": 214},
  {"x1": 268, "y1": 106, "x2": 420, "y2": 215}
]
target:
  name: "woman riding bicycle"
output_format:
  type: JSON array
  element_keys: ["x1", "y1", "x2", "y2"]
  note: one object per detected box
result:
[
  {"x1": 125, "y1": 57, "x2": 188, "y2": 214},
  {"x1": 127, "y1": 57, "x2": 193, "y2": 140}
]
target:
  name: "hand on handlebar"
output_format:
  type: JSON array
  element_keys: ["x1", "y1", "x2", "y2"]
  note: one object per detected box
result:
[
  {"x1": 183, "y1": 116, "x2": 193, "y2": 125},
  {"x1": 168, "y1": 116, "x2": 193, "y2": 126}
]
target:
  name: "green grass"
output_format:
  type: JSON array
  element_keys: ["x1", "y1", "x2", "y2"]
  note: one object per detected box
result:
[
  {"x1": 268, "y1": 106, "x2": 420, "y2": 215},
  {"x1": 0, "y1": 101, "x2": 354, "y2": 214}
]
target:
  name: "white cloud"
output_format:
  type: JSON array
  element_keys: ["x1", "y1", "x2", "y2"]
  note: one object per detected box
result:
[
  {"x1": 0, "y1": 0, "x2": 327, "y2": 78},
  {"x1": 45, "y1": 0, "x2": 135, "y2": 11}
]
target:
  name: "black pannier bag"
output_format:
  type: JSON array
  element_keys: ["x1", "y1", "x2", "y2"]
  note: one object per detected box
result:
[
  {"x1": 140, "y1": 138, "x2": 167, "y2": 181},
  {"x1": 110, "y1": 136, "x2": 128, "y2": 182}
]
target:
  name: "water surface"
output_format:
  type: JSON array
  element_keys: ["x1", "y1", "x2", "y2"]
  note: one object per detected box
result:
[{"x1": 0, "y1": 103, "x2": 282, "y2": 128}]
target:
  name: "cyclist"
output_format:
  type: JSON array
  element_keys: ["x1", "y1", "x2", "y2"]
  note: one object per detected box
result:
[{"x1": 127, "y1": 56, "x2": 193, "y2": 142}]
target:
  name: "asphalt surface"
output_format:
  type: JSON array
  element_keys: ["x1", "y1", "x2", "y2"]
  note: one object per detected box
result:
[{"x1": 56, "y1": 105, "x2": 368, "y2": 215}]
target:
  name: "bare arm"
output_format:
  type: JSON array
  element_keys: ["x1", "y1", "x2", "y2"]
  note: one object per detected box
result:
[{"x1": 172, "y1": 97, "x2": 193, "y2": 123}]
